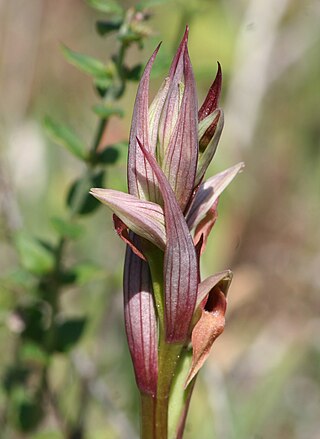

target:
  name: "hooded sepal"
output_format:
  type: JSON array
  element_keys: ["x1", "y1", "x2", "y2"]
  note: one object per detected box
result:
[
  {"x1": 124, "y1": 235, "x2": 158, "y2": 396},
  {"x1": 137, "y1": 138, "x2": 198, "y2": 344},
  {"x1": 127, "y1": 44, "x2": 162, "y2": 203},
  {"x1": 90, "y1": 188, "x2": 166, "y2": 250},
  {"x1": 185, "y1": 270, "x2": 232, "y2": 387}
]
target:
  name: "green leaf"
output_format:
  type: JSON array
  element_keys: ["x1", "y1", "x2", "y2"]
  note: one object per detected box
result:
[
  {"x1": 96, "y1": 145, "x2": 120, "y2": 164},
  {"x1": 136, "y1": 0, "x2": 169, "y2": 9},
  {"x1": 44, "y1": 116, "x2": 87, "y2": 160},
  {"x1": 20, "y1": 342, "x2": 48, "y2": 366},
  {"x1": 15, "y1": 233, "x2": 55, "y2": 275},
  {"x1": 17, "y1": 302, "x2": 49, "y2": 344},
  {"x1": 3, "y1": 366, "x2": 30, "y2": 394},
  {"x1": 67, "y1": 170, "x2": 105, "y2": 215},
  {"x1": 124, "y1": 63, "x2": 143, "y2": 81},
  {"x1": 96, "y1": 19, "x2": 122, "y2": 36},
  {"x1": 31, "y1": 432, "x2": 63, "y2": 439},
  {"x1": 92, "y1": 104, "x2": 124, "y2": 119},
  {"x1": 86, "y1": 0, "x2": 123, "y2": 15},
  {"x1": 51, "y1": 217, "x2": 84, "y2": 240},
  {"x1": 118, "y1": 31, "x2": 143, "y2": 45},
  {"x1": 14, "y1": 396, "x2": 44, "y2": 432},
  {"x1": 94, "y1": 76, "x2": 113, "y2": 96},
  {"x1": 73, "y1": 262, "x2": 105, "y2": 285},
  {"x1": 61, "y1": 45, "x2": 111, "y2": 78},
  {"x1": 52, "y1": 317, "x2": 87, "y2": 353},
  {"x1": 0, "y1": 269, "x2": 35, "y2": 303}
]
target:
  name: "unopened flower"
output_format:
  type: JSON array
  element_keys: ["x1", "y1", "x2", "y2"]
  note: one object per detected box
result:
[{"x1": 90, "y1": 27, "x2": 243, "y2": 397}]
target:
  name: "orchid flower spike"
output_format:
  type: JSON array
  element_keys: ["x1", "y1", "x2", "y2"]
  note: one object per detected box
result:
[{"x1": 90, "y1": 27, "x2": 243, "y2": 413}]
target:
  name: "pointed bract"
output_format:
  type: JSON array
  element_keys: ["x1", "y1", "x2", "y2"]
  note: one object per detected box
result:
[
  {"x1": 124, "y1": 235, "x2": 158, "y2": 396},
  {"x1": 169, "y1": 26, "x2": 189, "y2": 79},
  {"x1": 162, "y1": 46, "x2": 199, "y2": 212},
  {"x1": 137, "y1": 138, "x2": 198, "y2": 343},
  {"x1": 90, "y1": 188, "x2": 166, "y2": 250},
  {"x1": 158, "y1": 29, "x2": 189, "y2": 160},
  {"x1": 187, "y1": 162, "x2": 244, "y2": 231},
  {"x1": 127, "y1": 44, "x2": 161, "y2": 203},
  {"x1": 198, "y1": 62, "x2": 222, "y2": 121},
  {"x1": 195, "y1": 109, "x2": 224, "y2": 186}
]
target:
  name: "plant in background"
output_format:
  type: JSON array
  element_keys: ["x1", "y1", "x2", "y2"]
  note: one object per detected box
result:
[
  {"x1": 0, "y1": 3, "x2": 156, "y2": 436},
  {"x1": 91, "y1": 27, "x2": 244, "y2": 438}
]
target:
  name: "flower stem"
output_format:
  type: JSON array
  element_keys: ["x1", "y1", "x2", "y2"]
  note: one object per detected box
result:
[
  {"x1": 155, "y1": 340, "x2": 183, "y2": 439},
  {"x1": 140, "y1": 393, "x2": 156, "y2": 439},
  {"x1": 145, "y1": 247, "x2": 184, "y2": 438}
]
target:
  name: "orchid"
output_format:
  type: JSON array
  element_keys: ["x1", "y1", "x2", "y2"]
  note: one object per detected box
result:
[{"x1": 90, "y1": 27, "x2": 243, "y2": 439}]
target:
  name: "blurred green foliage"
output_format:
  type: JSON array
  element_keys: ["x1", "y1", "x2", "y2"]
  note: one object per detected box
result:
[{"x1": 0, "y1": 0, "x2": 320, "y2": 438}]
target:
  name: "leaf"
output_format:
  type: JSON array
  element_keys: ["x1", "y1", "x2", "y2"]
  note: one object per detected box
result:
[
  {"x1": 86, "y1": 0, "x2": 123, "y2": 15},
  {"x1": 3, "y1": 366, "x2": 30, "y2": 393},
  {"x1": 31, "y1": 432, "x2": 63, "y2": 439},
  {"x1": 15, "y1": 233, "x2": 55, "y2": 275},
  {"x1": 44, "y1": 116, "x2": 87, "y2": 160},
  {"x1": 67, "y1": 171, "x2": 105, "y2": 215},
  {"x1": 17, "y1": 302, "x2": 49, "y2": 344},
  {"x1": 136, "y1": 0, "x2": 169, "y2": 9},
  {"x1": 1, "y1": 268, "x2": 35, "y2": 291},
  {"x1": 61, "y1": 45, "x2": 111, "y2": 78},
  {"x1": 90, "y1": 188, "x2": 166, "y2": 250},
  {"x1": 96, "y1": 19, "x2": 122, "y2": 36},
  {"x1": 93, "y1": 76, "x2": 113, "y2": 96},
  {"x1": 92, "y1": 104, "x2": 124, "y2": 119},
  {"x1": 52, "y1": 317, "x2": 87, "y2": 353},
  {"x1": 14, "y1": 396, "x2": 44, "y2": 432},
  {"x1": 73, "y1": 262, "x2": 105, "y2": 285},
  {"x1": 96, "y1": 145, "x2": 120, "y2": 164},
  {"x1": 20, "y1": 342, "x2": 48, "y2": 366},
  {"x1": 117, "y1": 31, "x2": 143, "y2": 45},
  {"x1": 51, "y1": 217, "x2": 84, "y2": 240},
  {"x1": 124, "y1": 64, "x2": 143, "y2": 81}
]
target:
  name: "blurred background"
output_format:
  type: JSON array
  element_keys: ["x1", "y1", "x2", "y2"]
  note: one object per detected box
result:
[{"x1": 1, "y1": 0, "x2": 320, "y2": 438}]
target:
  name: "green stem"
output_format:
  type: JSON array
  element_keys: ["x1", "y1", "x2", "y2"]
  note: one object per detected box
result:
[
  {"x1": 140, "y1": 393, "x2": 156, "y2": 439},
  {"x1": 156, "y1": 341, "x2": 183, "y2": 439},
  {"x1": 145, "y1": 247, "x2": 184, "y2": 438},
  {"x1": 91, "y1": 118, "x2": 108, "y2": 153}
]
